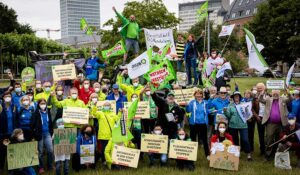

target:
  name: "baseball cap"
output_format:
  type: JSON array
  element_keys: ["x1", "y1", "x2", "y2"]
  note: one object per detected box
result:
[{"x1": 112, "y1": 84, "x2": 119, "y2": 89}]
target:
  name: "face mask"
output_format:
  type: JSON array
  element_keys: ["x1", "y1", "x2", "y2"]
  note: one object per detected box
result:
[
  {"x1": 57, "y1": 91, "x2": 63, "y2": 96},
  {"x1": 23, "y1": 100, "x2": 29, "y2": 106},
  {"x1": 4, "y1": 97, "x2": 11, "y2": 102},
  {"x1": 92, "y1": 98, "x2": 98, "y2": 103},
  {"x1": 219, "y1": 128, "x2": 226, "y2": 133},
  {"x1": 252, "y1": 90, "x2": 257, "y2": 95},
  {"x1": 146, "y1": 91, "x2": 151, "y2": 96},
  {"x1": 45, "y1": 87, "x2": 51, "y2": 92},
  {"x1": 211, "y1": 54, "x2": 217, "y2": 57},
  {"x1": 40, "y1": 104, "x2": 46, "y2": 110},
  {"x1": 94, "y1": 88, "x2": 100, "y2": 93},
  {"x1": 36, "y1": 84, "x2": 41, "y2": 89},
  {"x1": 17, "y1": 134, "x2": 24, "y2": 141},
  {"x1": 288, "y1": 120, "x2": 296, "y2": 125},
  {"x1": 15, "y1": 88, "x2": 21, "y2": 93},
  {"x1": 84, "y1": 84, "x2": 89, "y2": 89},
  {"x1": 133, "y1": 82, "x2": 138, "y2": 87},
  {"x1": 154, "y1": 130, "x2": 162, "y2": 135},
  {"x1": 57, "y1": 125, "x2": 64, "y2": 129},
  {"x1": 132, "y1": 98, "x2": 137, "y2": 101},
  {"x1": 179, "y1": 135, "x2": 185, "y2": 140},
  {"x1": 85, "y1": 131, "x2": 93, "y2": 137},
  {"x1": 103, "y1": 106, "x2": 110, "y2": 111},
  {"x1": 71, "y1": 94, "x2": 78, "y2": 99}
]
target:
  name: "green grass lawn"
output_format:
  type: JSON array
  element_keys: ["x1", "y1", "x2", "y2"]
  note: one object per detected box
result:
[{"x1": 1, "y1": 77, "x2": 300, "y2": 174}]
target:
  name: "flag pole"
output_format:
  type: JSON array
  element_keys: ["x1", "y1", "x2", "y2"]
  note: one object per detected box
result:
[
  {"x1": 203, "y1": 18, "x2": 207, "y2": 52},
  {"x1": 268, "y1": 130, "x2": 299, "y2": 148},
  {"x1": 220, "y1": 34, "x2": 232, "y2": 56}
]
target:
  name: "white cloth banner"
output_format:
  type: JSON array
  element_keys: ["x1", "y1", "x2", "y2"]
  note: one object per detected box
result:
[
  {"x1": 127, "y1": 50, "x2": 150, "y2": 79},
  {"x1": 219, "y1": 24, "x2": 235, "y2": 37},
  {"x1": 235, "y1": 102, "x2": 253, "y2": 123},
  {"x1": 286, "y1": 63, "x2": 295, "y2": 86},
  {"x1": 216, "y1": 62, "x2": 232, "y2": 78},
  {"x1": 144, "y1": 28, "x2": 176, "y2": 55}
]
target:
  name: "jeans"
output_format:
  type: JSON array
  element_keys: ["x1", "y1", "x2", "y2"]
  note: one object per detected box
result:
[
  {"x1": 185, "y1": 58, "x2": 197, "y2": 85},
  {"x1": 189, "y1": 124, "x2": 209, "y2": 156},
  {"x1": 38, "y1": 133, "x2": 54, "y2": 169},
  {"x1": 56, "y1": 160, "x2": 69, "y2": 175},
  {"x1": 148, "y1": 153, "x2": 167, "y2": 165},
  {"x1": 125, "y1": 38, "x2": 139, "y2": 54},
  {"x1": 229, "y1": 128, "x2": 251, "y2": 153},
  {"x1": 177, "y1": 60, "x2": 184, "y2": 72},
  {"x1": 247, "y1": 118, "x2": 265, "y2": 154}
]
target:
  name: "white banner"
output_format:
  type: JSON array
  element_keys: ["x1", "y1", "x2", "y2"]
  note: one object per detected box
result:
[
  {"x1": 144, "y1": 28, "x2": 176, "y2": 55},
  {"x1": 286, "y1": 63, "x2": 295, "y2": 87},
  {"x1": 216, "y1": 62, "x2": 232, "y2": 78},
  {"x1": 266, "y1": 80, "x2": 285, "y2": 89},
  {"x1": 128, "y1": 50, "x2": 150, "y2": 79},
  {"x1": 235, "y1": 102, "x2": 253, "y2": 123},
  {"x1": 219, "y1": 24, "x2": 235, "y2": 37}
]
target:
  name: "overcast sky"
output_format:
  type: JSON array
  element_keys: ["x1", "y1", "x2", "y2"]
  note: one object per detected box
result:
[{"x1": 1, "y1": 0, "x2": 233, "y2": 39}]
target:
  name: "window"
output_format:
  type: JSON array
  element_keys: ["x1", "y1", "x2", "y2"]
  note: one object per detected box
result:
[
  {"x1": 232, "y1": 13, "x2": 236, "y2": 18},
  {"x1": 246, "y1": 9, "x2": 250, "y2": 15},
  {"x1": 239, "y1": 10, "x2": 243, "y2": 16},
  {"x1": 253, "y1": 8, "x2": 258, "y2": 14},
  {"x1": 239, "y1": 0, "x2": 244, "y2": 5}
]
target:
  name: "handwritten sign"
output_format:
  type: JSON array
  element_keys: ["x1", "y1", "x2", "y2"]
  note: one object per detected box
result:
[
  {"x1": 169, "y1": 139, "x2": 198, "y2": 161},
  {"x1": 150, "y1": 67, "x2": 169, "y2": 84},
  {"x1": 80, "y1": 144, "x2": 95, "y2": 164},
  {"x1": 63, "y1": 107, "x2": 89, "y2": 125},
  {"x1": 173, "y1": 88, "x2": 194, "y2": 105},
  {"x1": 210, "y1": 145, "x2": 240, "y2": 171},
  {"x1": 124, "y1": 101, "x2": 150, "y2": 119},
  {"x1": 266, "y1": 80, "x2": 285, "y2": 89},
  {"x1": 112, "y1": 145, "x2": 140, "y2": 168},
  {"x1": 96, "y1": 100, "x2": 117, "y2": 113},
  {"x1": 141, "y1": 134, "x2": 168, "y2": 154},
  {"x1": 52, "y1": 64, "x2": 76, "y2": 81},
  {"x1": 7, "y1": 141, "x2": 39, "y2": 170},
  {"x1": 53, "y1": 128, "x2": 77, "y2": 155}
]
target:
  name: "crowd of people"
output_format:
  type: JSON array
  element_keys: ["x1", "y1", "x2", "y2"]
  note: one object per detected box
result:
[{"x1": 0, "y1": 6, "x2": 299, "y2": 175}]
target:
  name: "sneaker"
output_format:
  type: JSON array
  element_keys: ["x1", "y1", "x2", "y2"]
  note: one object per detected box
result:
[{"x1": 38, "y1": 168, "x2": 45, "y2": 174}]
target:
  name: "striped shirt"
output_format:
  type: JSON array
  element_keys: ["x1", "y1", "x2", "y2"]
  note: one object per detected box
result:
[{"x1": 176, "y1": 40, "x2": 185, "y2": 60}]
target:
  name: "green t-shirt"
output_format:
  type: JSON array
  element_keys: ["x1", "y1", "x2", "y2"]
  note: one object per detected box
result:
[{"x1": 126, "y1": 22, "x2": 138, "y2": 39}]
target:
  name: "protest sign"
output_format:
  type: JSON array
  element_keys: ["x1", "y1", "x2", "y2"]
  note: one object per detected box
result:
[
  {"x1": 52, "y1": 64, "x2": 76, "y2": 81},
  {"x1": 96, "y1": 100, "x2": 117, "y2": 113},
  {"x1": 141, "y1": 134, "x2": 168, "y2": 154},
  {"x1": 275, "y1": 151, "x2": 291, "y2": 169},
  {"x1": 266, "y1": 80, "x2": 285, "y2": 89},
  {"x1": 173, "y1": 88, "x2": 194, "y2": 105},
  {"x1": 210, "y1": 145, "x2": 240, "y2": 171},
  {"x1": 63, "y1": 107, "x2": 89, "y2": 125},
  {"x1": 112, "y1": 145, "x2": 140, "y2": 168},
  {"x1": 236, "y1": 102, "x2": 253, "y2": 123},
  {"x1": 80, "y1": 144, "x2": 95, "y2": 164},
  {"x1": 21, "y1": 67, "x2": 35, "y2": 86},
  {"x1": 7, "y1": 141, "x2": 39, "y2": 170},
  {"x1": 102, "y1": 40, "x2": 126, "y2": 59},
  {"x1": 176, "y1": 72, "x2": 187, "y2": 87},
  {"x1": 124, "y1": 101, "x2": 150, "y2": 119},
  {"x1": 168, "y1": 139, "x2": 198, "y2": 161},
  {"x1": 127, "y1": 50, "x2": 150, "y2": 79},
  {"x1": 150, "y1": 67, "x2": 169, "y2": 84},
  {"x1": 144, "y1": 28, "x2": 176, "y2": 57},
  {"x1": 53, "y1": 128, "x2": 77, "y2": 155}
]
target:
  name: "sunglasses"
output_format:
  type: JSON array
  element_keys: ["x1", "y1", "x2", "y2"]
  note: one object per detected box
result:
[{"x1": 220, "y1": 92, "x2": 227, "y2": 94}]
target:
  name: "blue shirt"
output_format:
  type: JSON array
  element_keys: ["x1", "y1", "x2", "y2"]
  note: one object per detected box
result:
[
  {"x1": 12, "y1": 92, "x2": 25, "y2": 109},
  {"x1": 76, "y1": 134, "x2": 97, "y2": 154},
  {"x1": 40, "y1": 110, "x2": 49, "y2": 134},
  {"x1": 210, "y1": 97, "x2": 230, "y2": 116},
  {"x1": 291, "y1": 99, "x2": 300, "y2": 123},
  {"x1": 186, "y1": 99, "x2": 208, "y2": 125},
  {"x1": 106, "y1": 92, "x2": 128, "y2": 113},
  {"x1": 86, "y1": 57, "x2": 105, "y2": 81},
  {"x1": 18, "y1": 106, "x2": 34, "y2": 129},
  {"x1": 6, "y1": 107, "x2": 13, "y2": 134}
]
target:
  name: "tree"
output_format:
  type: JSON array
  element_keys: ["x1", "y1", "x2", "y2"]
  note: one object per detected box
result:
[{"x1": 248, "y1": 0, "x2": 300, "y2": 65}]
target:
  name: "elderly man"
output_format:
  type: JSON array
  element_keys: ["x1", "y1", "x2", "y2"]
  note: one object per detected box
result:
[{"x1": 260, "y1": 89, "x2": 291, "y2": 160}]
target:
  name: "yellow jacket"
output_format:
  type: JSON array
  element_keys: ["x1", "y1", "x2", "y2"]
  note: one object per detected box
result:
[{"x1": 117, "y1": 75, "x2": 144, "y2": 101}]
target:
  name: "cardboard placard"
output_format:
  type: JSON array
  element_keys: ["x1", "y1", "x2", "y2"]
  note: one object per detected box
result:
[
  {"x1": 80, "y1": 144, "x2": 95, "y2": 164},
  {"x1": 176, "y1": 72, "x2": 187, "y2": 87},
  {"x1": 52, "y1": 64, "x2": 76, "y2": 81},
  {"x1": 96, "y1": 100, "x2": 117, "y2": 113},
  {"x1": 53, "y1": 128, "x2": 77, "y2": 155},
  {"x1": 63, "y1": 107, "x2": 89, "y2": 125},
  {"x1": 141, "y1": 134, "x2": 168, "y2": 154},
  {"x1": 169, "y1": 139, "x2": 198, "y2": 161},
  {"x1": 124, "y1": 101, "x2": 150, "y2": 119},
  {"x1": 266, "y1": 80, "x2": 285, "y2": 89},
  {"x1": 112, "y1": 145, "x2": 140, "y2": 168},
  {"x1": 209, "y1": 145, "x2": 240, "y2": 171},
  {"x1": 173, "y1": 88, "x2": 195, "y2": 105},
  {"x1": 7, "y1": 141, "x2": 39, "y2": 170}
]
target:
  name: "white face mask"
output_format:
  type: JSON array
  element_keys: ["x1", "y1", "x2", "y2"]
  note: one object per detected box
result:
[
  {"x1": 71, "y1": 94, "x2": 78, "y2": 99},
  {"x1": 288, "y1": 119, "x2": 296, "y2": 125},
  {"x1": 92, "y1": 98, "x2": 98, "y2": 103},
  {"x1": 94, "y1": 88, "x2": 100, "y2": 93},
  {"x1": 154, "y1": 130, "x2": 162, "y2": 135},
  {"x1": 40, "y1": 104, "x2": 46, "y2": 110},
  {"x1": 146, "y1": 91, "x2": 151, "y2": 96},
  {"x1": 23, "y1": 100, "x2": 29, "y2": 106},
  {"x1": 179, "y1": 135, "x2": 185, "y2": 140},
  {"x1": 17, "y1": 134, "x2": 24, "y2": 141},
  {"x1": 57, "y1": 125, "x2": 64, "y2": 129},
  {"x1": 219, "y1": 128, "x2": 226, "y2": 133},
  {"x1": 57, "y1": 91, "x2": 63, "y2": 96},
  {"x1": 4, "y1": 97, "x2": 11, "y2": 102},
  {"x1": 133, "y1": 82, "x2": 138, "y2": 87},
  {"x1": 45, "y1": 87, "x2": 51, "y2": 92},
  {"x1": 36, "y1": 84, "x2": 41, "y2": 89},
  {"x1": 132, "y1": 98, "x2": 137, "y2": 101},
  {"x1": 84, "y1": 84, "x2": 89, "y2": 89}
]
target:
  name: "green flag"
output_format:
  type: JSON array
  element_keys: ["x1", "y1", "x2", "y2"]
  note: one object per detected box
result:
[
  {"x1": 151, "y1": 43, "x2": 171, "y2": 63},
  {"x1": 101, "y1": 40, "x2": 126, "y2": 59},
  {"x1": 80, "y1": 18, "x2": 93, "y2": 35},
  {"x1": 197, "y1": 0, "x2": 208, "y2": 21}
]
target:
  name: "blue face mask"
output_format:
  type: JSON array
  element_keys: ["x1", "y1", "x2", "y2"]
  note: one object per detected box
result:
[{"x1": 15, "y1": 88, "x2": 21, "y2": 93}]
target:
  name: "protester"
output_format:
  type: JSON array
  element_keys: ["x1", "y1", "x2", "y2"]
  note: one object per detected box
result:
[
  {"x1": 224, "y1": 91, "x2": 252, "y2": 161},
  {"x1": 12, "y1": 82, "x2": 25, "y2": 108},
  {"x1": 113, "y1": 6, "x2": 141, "y2": 65},
  {"x1": 175, "y1": 33, "x2": 185, "y2": 71},
  {"x1": 117, "y1": 72, "x2": 144, "y2": 101},
  {"x1": 205, "y1": 49, "x2": 224, "y2": 77},
  {"x1": 210, "y1": 121, "x2": 233, "y2": 146},
  {"x1": 35, "y1": 81, "x2": 54, "y2": 102},
  {"x1": 85, "y1": 49, "x2": 106, "y2": 82},
  {"x1": 50, "y1": 85, "x2": 66, "y2": 126},
  {"x1": 197, "y1": 53, "x2": 206, "y2": 86},
  {"x1": 175, "y1": 128, "x2": 195, "y2": 171},
  {"x1": 186, "y1": 89, "x2": 210, "y2": 158},
  {"x1": 206, "y1": 86, "x2": 218, "y2": 139},
  {"x1": 242, "y1": 90, "x2": 255, "y2": 153},
  {"x1": 290, "y1": 90, "x2": 300, "y2": 124},
  {"x1": 31, "y1": 98, "x2": 54, "y2": 173},
  {"x1": 148, "y1": 125, "x2": 168, "y2": 166},
  {"x1": 151, "y1": 91, "x2": 184, "y2": 139},
  {"x1": 106, "y1": 84, "x2": 128, "y2": 113},
  {"x1": 261, "y1": 89, "x2": 291, "y2": 160},
  {"x1": 93, "y1": 82, "x2": 106, "y2": 101},
  {"x1": 74, "y1": 78, "x2": 95, "y2": 105},
  {"x1": 183, "y1": 34, "x2": 198, "y2": 86},
  {"x1": 34, "y1": 80, "x2": 44, "y2": 96},
  {"x1": 16, "y1": 95, "x2": 34, "y2": 141},
  {"x1": 215, "y1": 63, "x2": 231, "y2": 91},
  {"x1": 131, "y1": 94, "x2": 142, "y2": 154}
]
